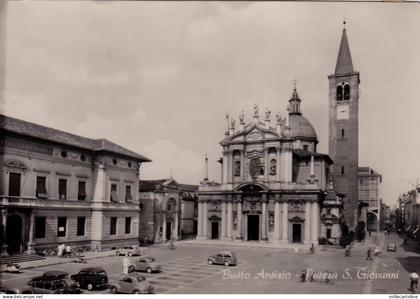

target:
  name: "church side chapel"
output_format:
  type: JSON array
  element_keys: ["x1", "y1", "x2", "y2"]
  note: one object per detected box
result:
[{"x1": 198, "y1": 85, "x2": 342, "y2": 246}]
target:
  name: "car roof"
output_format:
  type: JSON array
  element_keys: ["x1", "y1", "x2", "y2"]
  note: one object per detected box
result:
[
  {"x1": 218, "y1": 251, "x2": 235, "y2": 255},
  {"x1": 44, "y1": 270, "x2": 68, "y2": 276},
  {"x1": 81, "y1": 267, "x2": 106, "y2": 272}
]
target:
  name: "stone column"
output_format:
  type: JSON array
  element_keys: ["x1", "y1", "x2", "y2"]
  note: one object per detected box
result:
[
  {"x1": 222, "y1": 150, "x2": 228, "y2": 184},
  {"x1": 162, "y1": 213, "x2": 167, "y2": 242},
  {"x1": 236, "y1": 197, "x2": 243, "y2": 240},
  {"x1": 173, "y1": 211, "x2": 179, "y2": 240},
  {"x1": 1, "y1": 209, "x2": 8, "y2": 257},
  {"x1": 272, "y1": 197, "x2": 281, "y2": 243},
  {"x1": 226, "y1": 201, "x2": 233, "y2": 240},
  {"x1": 280, "y1": 201, "x2": 289, "y2": 244},
  {"x1": 221, "y1": 201, "x2": 227, "y2": 239},
  {"x1": 285, "y1": 148, "x2": 293, "y2": 182},
  {"x1": 264, "y1": 149, "x2": 269, "y2": 181},
  {"x1": 197, "y1": 202, "x2": 203, "y2": 238},
  {"x1": 261, "y1": 195, "x2": 268, "y2": 241},
  {"x1": 240, "y1": 150, "x2": 245, "y2": 179},
  {"x1": 304, "y1": 202, "x2": 312, "y2": 244},
  {"x1": 25, "y1": 211, "x2": 36, "y2": 254},
  {"x1": 226, "y1": 151, "x2": 232, "y2": 184},
  {"x1": 202, "y1": 201, "x2": 208, "y2": 239},
  {"x1": 311, "y1": 202, "x2": 319, "y2": 245},
  {"x1": 93, "y1": 163, "x2": 106, "y2": 202},
  {"x1": 276, "y1": 148, "x2": 281, "y2": 181}
]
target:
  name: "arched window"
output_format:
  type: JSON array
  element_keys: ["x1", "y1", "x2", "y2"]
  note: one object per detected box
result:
[
  {"x1": 336, "y1": 85, "x2": 343, "y2": 101},
  {"x1": 341, "y1": 129, "x2": 345, "y2": 138},
  {"x1": 344, "y1": 84, "x2": 350, "y2": 101},
  {"x1": 167, "y1": 203, "x2": 171, "y2": 211},
  {"x1": 341, "y1": 166, "x2": 345, "y2": 175}
]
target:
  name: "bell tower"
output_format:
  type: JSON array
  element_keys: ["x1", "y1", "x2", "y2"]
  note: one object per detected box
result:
[{"x1": 328, "y1": 23, "x2": 360, "y2": 229}]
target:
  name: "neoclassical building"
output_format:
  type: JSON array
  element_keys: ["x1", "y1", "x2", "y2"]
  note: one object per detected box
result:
[
  {"x1": 0, "y1": 114, "x2": 150, "y2": 255},
  {"x1": 197, "y1": 87, "x2": 336, "y2": 245}
]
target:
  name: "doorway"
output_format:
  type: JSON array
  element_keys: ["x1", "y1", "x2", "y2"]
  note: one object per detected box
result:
[
  {"x1": 247, "y1": 215, "x2": 260, "y2": 241},
  {"x1": 6, "y1": 214, "x2": 23, "y2": 253},
  {"x1": 211, "y1": 222, "x2": 219, "y2": 239},
  {"x1": 166, "y1": 222, "x2": 172, "y2": 241},
  {"x1": 292, "y1": 223, "x2": 302, "y2": 243}
]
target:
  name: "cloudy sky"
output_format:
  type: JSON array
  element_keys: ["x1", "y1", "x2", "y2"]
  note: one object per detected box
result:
[{"x1": 0, "y1": 1, "x2": 419, "y2": 206}]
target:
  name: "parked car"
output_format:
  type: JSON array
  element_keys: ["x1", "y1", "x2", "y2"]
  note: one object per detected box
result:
[
  {"x1": 387, "y1": 242, "x2": 397, "y2": 252},
  {"x1": 129, "y1": 256, "x2": 161, "y2": 273},
  {"x1": 71, "y1": 267, "x2": 108, "y2": 290},
  {"x1": 0, "y1": 286, "x2": 35, "y2": 294},
  {"x1": 109, "y1": 274, "x2": 154, "y2": 294},
  {"x1": 115, "y1": 245, "x2": 142, "y2": 256},
  {"x1": 27, "y1": 270, "x2": 82, "y2": 294},
  {"x1": 207, "y1": 251, "x2": 237, "y2": 266}
]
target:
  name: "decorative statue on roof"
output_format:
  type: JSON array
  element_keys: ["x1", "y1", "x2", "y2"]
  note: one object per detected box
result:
[
  {"x1": 230, "y1": 119, "x2": 236, "y2": 131},
  {"x1": 265, "y1": 109, "x2": 271, "y2": 121},
  {"x1": 254, "y1": 104, "x2": 259, "y2": 118},
  {"x1": 239, "y1": 111, "x2": 245, "y2": 124},
  {"x1": 276, "y1": 112, "x2": 282, "y2": 124}
]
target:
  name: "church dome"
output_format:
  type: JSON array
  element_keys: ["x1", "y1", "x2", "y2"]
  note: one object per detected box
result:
[{"x1": 288, "y1": 114, "x2": 317, "y2": 141}]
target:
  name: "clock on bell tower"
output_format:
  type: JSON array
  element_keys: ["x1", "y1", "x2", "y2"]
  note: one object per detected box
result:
[{"x1": 328, "y1": 25, "x2": 360, "y2": 229}]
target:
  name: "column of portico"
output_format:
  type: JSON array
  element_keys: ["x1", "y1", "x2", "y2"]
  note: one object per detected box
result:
[
  {"x1": 226, "y1": 151, "x2": 232, "y2": 184},
  {"x1": 221, "y1": 201, "x2": 227, "y2": 239},
  {"x1": 222, "y1": 150, "x2": 228, "y2": 184},
  {"x1": 272, "y1": 195, "x2": 281, "y2": 243},
  {"x1": 304, "y1": 201, "x2": 312, "y2": 244},
  {"x1": 226, "y1": 199, "x2": 233, "y2": 240},
  {"x1": 197, "y1": 202, "x2": 203, "y2": 238},
  {"x1": 311, "y1": 201, "x2": 319, "y2": 245},
  {"x1": 1, "y1": 209, "x2": 8, "y2": 257},
  {"x1": 261, "y1": 194, "x2": 268, "y2": 241},
  {"x1": 276, "y1": 148, "x2": 281, "y2": 181},
  {"x1": 235, "y1": 195, "x2": 243, "y2": 240},
  {"x1": 264, "y1": 148, "x2": 269, "y2": 181},
  {"x1": 25, "y1": 211, "x2": 36, "y2": 254},
  {"x1": 240, "y1": 150, "x2": 245, "y2": 179},
  {"x1": 162, "y1": 213, "x2": 167, "y2": 241},
  {"x1": 202, "y1": 201, "x2": 208, "y2": 239},
  {"x1": 280, "y1": 200, "x2": 289, "y2": 244},
  {"x1": 285, "y1": 147, "x2": 293, "y2": 182}
]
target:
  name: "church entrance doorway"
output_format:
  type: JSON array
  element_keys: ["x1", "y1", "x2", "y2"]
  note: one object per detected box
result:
[
  {"x1": 6, "y1": 214, "x2": 23, "y2": 253},
  {"x1": 211, "y1": 222, "x2": 219, "y2": 239},
  {"x1": 292, "y1": 223, "x2": 302, "y2": 243},
  {"x1": 166, "y1": 222, "x2": 172, "y2": 241},
  {"x1": 247, "y1": 215, "x2": 259, "y2": 241}
]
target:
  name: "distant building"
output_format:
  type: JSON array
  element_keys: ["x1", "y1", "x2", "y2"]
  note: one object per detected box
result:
[
  {"x1": 138, "y1": 179, "x2": 198, "y2": 244},
  {"x1": 0, "y1": 114, "x2": 150, "y2": 256},
  {"x1": 399, "y1": 187, "x2": 420, "y2": 239},
  {"x1": 358, "y1": 167, "x2": 382, "y2": 231}
]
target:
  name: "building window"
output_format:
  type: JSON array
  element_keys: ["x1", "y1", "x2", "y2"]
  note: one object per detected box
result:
[
  {"x1": 35, "y1": 217, "x2": 46, "y2": 239},
  {"x1": 140, "y1": 203, "x2": 144, "y2": 210},
  {"x1": 326, "y1": 228, "x2": 332, "y2": 239},
  {"x1": 57, "y1": 217, "x2": 67, "y2": 237},
  {"x1": 337, "y1": 83, "x2": 350, "y2": 102},
  {"x1": 125, "y1": 185, "x2": 132, "y2": 202},
  {"x1": 80, "y1": 154, "x2": 86, "y2": 162},
  {"x1": 341, "y1": 166, "x2": 345, "y2": 175},
  {"x1": 327, "y1": 208, "x2": 331, "y2": 215},
  {"x1": 303, "y1": 144, "x2": 308, "y2": 151},
  {"x1": 77, "y1": 217, "x2": 86, "y2": 236},
  {"x1": 112, "y1": 158, "x2": 118, "y2": 165},
  {"x1": 125, "y1": 217, "x2": 131, "y2": 234},
  {"x1": 58, "y1": 179, "x2": 67, "y2": 199},
  {"x1": 341, "y1": 129, "x2": 345, "y2": 138},
  {"x1": 110, "y1": 183, "x2": 118, "y2": 202},
  {"x1": 8, "y1": 172, "x2": 21, "y2": 197},
  {"x1": 110, "y1": 217, "x2": 117, "y2": 235},
  {"x1": 336, "y1": 85, "x2": 343, "y2": 101},
  {"x1": 167, "y1": 203, "x2": 172, "y2": 211},
  {"x1": 234, "y1": 161, "x2": 241, "y2": 177},
  {"x1": 78, "y1": 181, "x2": 86, "y2": 201},
  {"x1": 61, "y1": 151, "x2": 67, "y2": 158},
  {"x1": 36, "y1": 176, "x2": 48, "y2": 198},
  {"x1": 268, "y1": 213, "x2": 274, "y2": 231},
  {"x1": 344, "y1": 84, "x2": 350, "y2": 101}
]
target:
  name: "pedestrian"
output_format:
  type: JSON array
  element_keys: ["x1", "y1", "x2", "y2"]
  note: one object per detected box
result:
[
  {"x1": 143, "y1": 236, "x2": 148, "y2": 246},
  {"x1": 367, "y1": 247, "x2": 373, "y2": 261},
  {"x1": 409, "y1": 270, "x2": 419, "y2": 293},
  {"x1": 300, "y1": 270, "x2": 306, "y2": 282},
  {"x1": 122, "y1": 254, "x2": 131, "y2": 275}
]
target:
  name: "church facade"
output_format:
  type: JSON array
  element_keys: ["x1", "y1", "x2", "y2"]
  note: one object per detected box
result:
[{"x1": 197, "y1": 87, "x2": 335, "y2": 245}]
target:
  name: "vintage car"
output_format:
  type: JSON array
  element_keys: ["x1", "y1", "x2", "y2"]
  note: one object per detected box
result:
[
  {"x1": 109, "y1": 274, "x2": 154, "y2": 294},
  {"x1": 0, "y1": 286, "x2": 35, "y2": 294},
  {"x1": 129, "y1": 256, "x2": 161, "y2": 273},
  {"x1": 27, "y1": 270, "x2": 82, "y2": 294},
  {"x1": 387, "y1": 242, "x2": 397, "y2": 252},
  {"x1": 71, "y1": 267, "x2": 108, "y2": 290},
  {"x1": 115, "y1": 245, "x2": 142, "y2": 256},
  {"x1": 207, "y1": 251, "x2": 237, "y2": 266}
]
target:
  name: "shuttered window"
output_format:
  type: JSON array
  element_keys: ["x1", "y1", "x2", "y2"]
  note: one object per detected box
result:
[
  {"x1": 35, "y1": 217, "x2": 46, "y2": 239},
  {"x1": 125, "y1": 185, "x2": 132, "y2": 202},
  {"x1": 57, "y1": 217, "x2": 67, "y2": 237},
  {"x1": 58, "y1": 179, "x2": 67, "y2": 199},
  {"x1": 125, "y1": 217, "x2": 131, "y2": 234},
  {"x1": 110, "y1": 217, "x2": 117, "y2": 235},
  {"x1": 36, "y1": 176, "x2": 47, "y2": 198},
  {"x1": 77, "y1": 217, "x2": 85, "y2": 236},
  {"x1": 8, "y1": 172, "x2": 21, "y2": 196},
  {"x1": 110, "y1": 184, "x2": 118, "y2": 202},
  {"x1": 78, "y1": 181, "x2": 86, "y2": 201}
]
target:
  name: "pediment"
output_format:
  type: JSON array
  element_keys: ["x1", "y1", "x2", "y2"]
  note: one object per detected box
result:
[{"x1": 221, "y1": 123, "x2": 280, "y2": 145}]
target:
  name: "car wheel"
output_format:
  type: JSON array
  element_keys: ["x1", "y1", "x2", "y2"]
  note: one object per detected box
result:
[
  {"x1": 87, "y1": 284, "x2": 93, "y2": 291},
  {"x1": 224, "y1": 261, "x2": 230, "y2": 266},
  {"x1": 116, "y1": 251, "x2": 120, "y2": 256},
  {"x1": 208, "y1": 260, "x2": 213, "y2": 265},
  {"x1": 128, "y1": 252, "x2": 133, "y2": 257},
  {"x1": 146, "y1": 268, "x2": 152, "y2": 274},
  {"x1": 133, "y1": 290, "x2": 139, "y2": 294},
  {"x1": 110, "y1": 286, "x2": 117, "y2": 294}
]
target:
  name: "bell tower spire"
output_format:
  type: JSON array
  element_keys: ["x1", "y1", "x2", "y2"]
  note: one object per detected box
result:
[
  {"x1": 335, "y1": 22, "x2": 354, "y2": 75},
  {"x1": 288, "y1": 79, "x2": 302, "y2": 115}
]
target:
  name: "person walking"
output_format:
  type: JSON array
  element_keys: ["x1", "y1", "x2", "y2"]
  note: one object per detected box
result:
[
  {"x1": 409, "y1": 270, "x2": 419, "y2": 293},
  {"x1": 367, "y1": 247, "x2": 373, "y2": 261},
  {"x1": 122, "y1": 254, "x2": 131, "y2": 275}
]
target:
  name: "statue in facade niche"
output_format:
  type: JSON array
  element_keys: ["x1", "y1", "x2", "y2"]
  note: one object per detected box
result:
[
  {"x1": 234, "y1": 161, "x2": 241, "y2": 176},
  {"x1": 270, "y1": 159, "x2": 276, "y2": 175}
]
